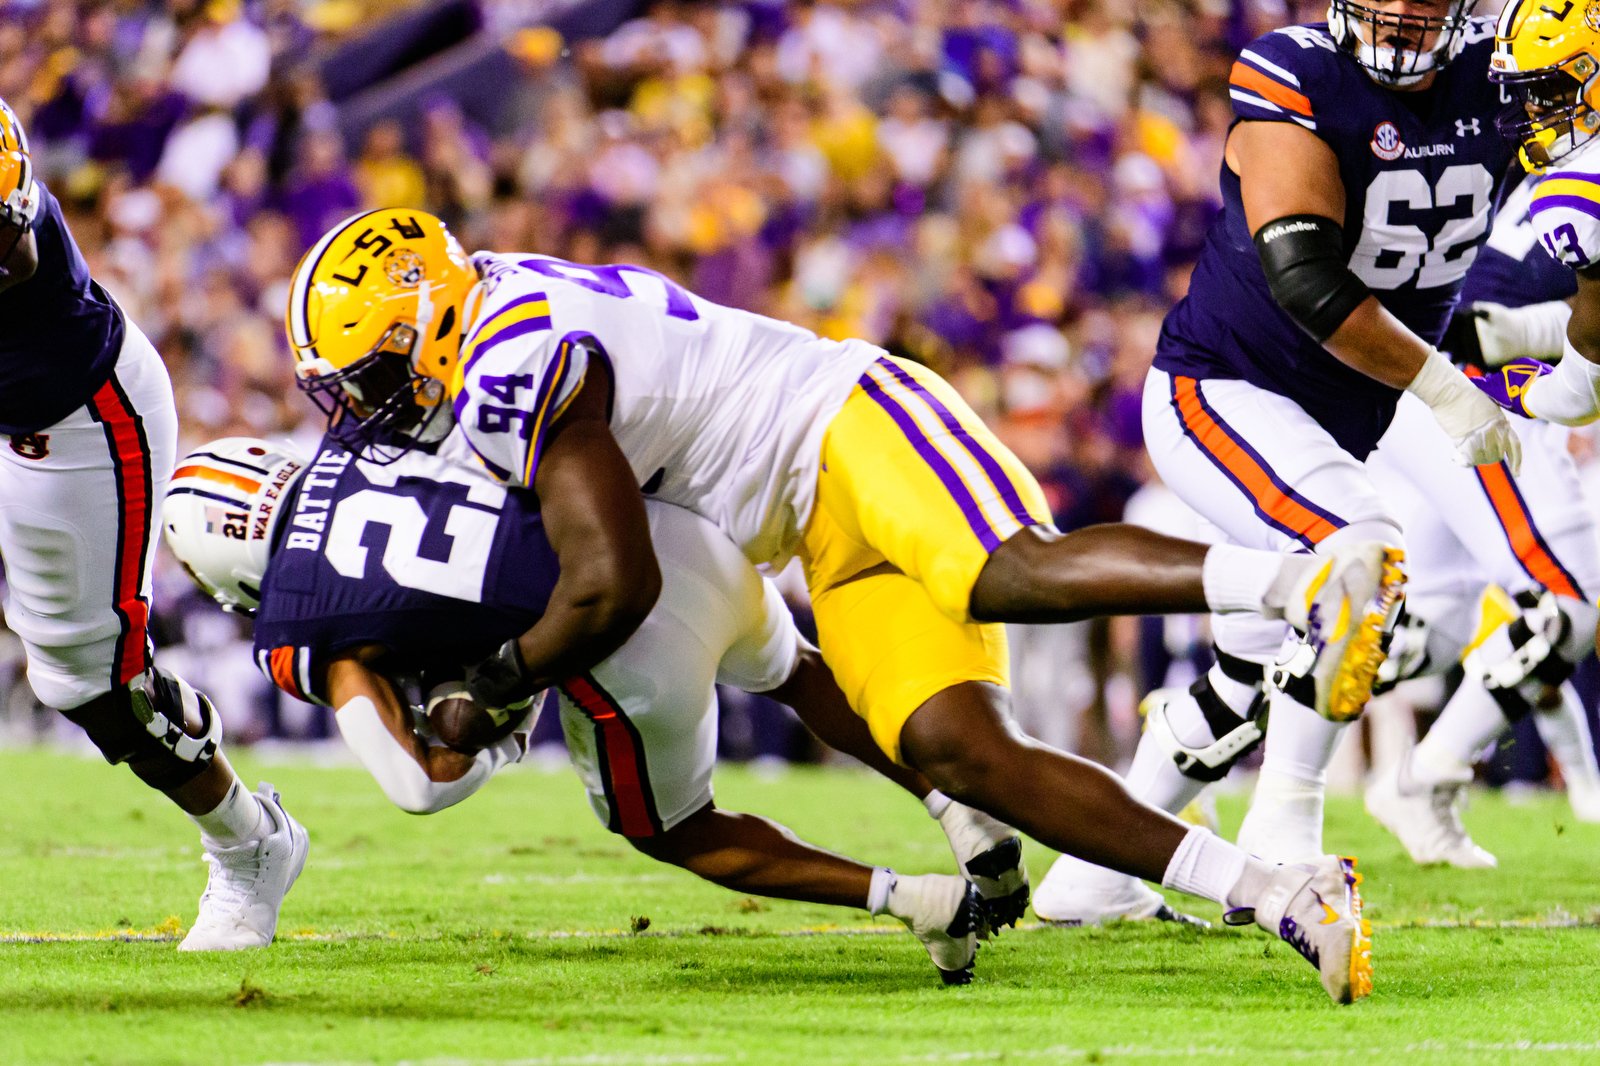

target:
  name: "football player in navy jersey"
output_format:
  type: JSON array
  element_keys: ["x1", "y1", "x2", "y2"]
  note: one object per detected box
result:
[
  {"x1": 0, "y1": 99, "x2": 306, "y2": 948},
  {"x1": 1036, "y1": 1, "x2": 1526, "y2": 920},
  {"x1": 162, "y1": 434, "x2": 1046, "y2": 985}
]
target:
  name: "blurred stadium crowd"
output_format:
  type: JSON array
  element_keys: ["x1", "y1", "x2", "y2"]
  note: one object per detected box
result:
[{"x1": 0, "y1": 0, "x2": 1591, "y2": 788}]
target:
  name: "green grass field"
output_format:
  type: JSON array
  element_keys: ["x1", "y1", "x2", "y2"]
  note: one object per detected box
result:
[{"x1": 2, "y1": 748, "x2": 1598, "y2": 1065}]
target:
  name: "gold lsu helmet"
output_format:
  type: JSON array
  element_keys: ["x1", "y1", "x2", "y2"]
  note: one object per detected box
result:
[
  {"x1": 286, "y1": 208, "x2": 477, "y2": 457},
  {"x1": 0, "y1": 97, "x2": 38, "y2": 232},
  {"x1": 1492, "y1": 0, "x2": 1600, "y2": 171}
]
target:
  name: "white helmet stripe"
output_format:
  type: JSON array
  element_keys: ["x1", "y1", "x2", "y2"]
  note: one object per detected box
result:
[{"x1": 1497, "y1": 0, "x2": 1525, "y2": 39}]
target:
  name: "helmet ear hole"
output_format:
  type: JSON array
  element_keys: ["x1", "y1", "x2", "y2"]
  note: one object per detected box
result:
[{"x1": 435, "y1": 305, "x2": 456, "y2": 342}]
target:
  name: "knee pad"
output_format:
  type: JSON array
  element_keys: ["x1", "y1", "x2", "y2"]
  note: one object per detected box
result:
[
  {"x1": 60, "y1": 667, "x2": 222, "y2": 790},
  {"x1": 1468, "y1": 589, "x2": 1581, "y2": 721},
  {"x1": 1146, "y1": 652, "x2": 1267, "y2": 783}
]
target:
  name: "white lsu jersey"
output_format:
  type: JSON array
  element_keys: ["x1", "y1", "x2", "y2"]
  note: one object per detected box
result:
[
  {"x1": 1528, "y1": 137, "x2": 1600, "y2": 270},
  {"x1": 450, "y1": 252, "x2": 879, "y2": 568}
]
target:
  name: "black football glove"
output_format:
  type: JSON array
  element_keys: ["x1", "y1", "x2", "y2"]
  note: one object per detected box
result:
[{"x1": 465, "y1": 637, "x2": 536, "y2": 709}]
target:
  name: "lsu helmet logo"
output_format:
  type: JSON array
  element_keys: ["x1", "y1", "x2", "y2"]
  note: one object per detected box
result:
[
  {"x1": 9, "y1": 433, "x2": 48, "y2": 460},
  {"x1": 1370, "y1": 121, "x2": 1404, "y2": 161}
]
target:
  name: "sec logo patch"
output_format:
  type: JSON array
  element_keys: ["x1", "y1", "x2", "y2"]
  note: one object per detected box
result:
[{"x1": 1370, "y1": 121, "x2": 1404, "y2": 161}]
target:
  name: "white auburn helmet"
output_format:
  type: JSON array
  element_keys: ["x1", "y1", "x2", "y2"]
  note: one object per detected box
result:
[{"x1": 164, "y1": 437, "x2": 307, "y2": 613}]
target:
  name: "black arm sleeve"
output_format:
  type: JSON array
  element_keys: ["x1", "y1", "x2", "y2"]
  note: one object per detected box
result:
[{"x1": 1252, "y1": 214, "x2": 1370, "y2": 343}]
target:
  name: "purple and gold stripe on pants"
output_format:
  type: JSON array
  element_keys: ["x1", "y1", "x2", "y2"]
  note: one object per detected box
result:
[{"x1": 858, "y1": 357, "x2": 1039, "y2": 551}]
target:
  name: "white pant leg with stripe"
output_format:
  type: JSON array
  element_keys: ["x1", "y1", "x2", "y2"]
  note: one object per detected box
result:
[
  {"x1": 1141, "y1": 368, "x2": 1402, "y2": 663},
  {"x1": 557, "y1": 502, "x2": 801, "y2": 838},
  {"x1": 1370, "y1": 393, "x2": 1600, "y2": 617},
  {"x1": 0, "y1": 319, "x2": 175, "y2": 710}
]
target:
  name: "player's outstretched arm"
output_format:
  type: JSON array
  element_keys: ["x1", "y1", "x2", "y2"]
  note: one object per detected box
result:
[
  {"x1": 465, "y1": 360, "x2": 662, "y2": 709},
  {"x1": 1234, "y1": 121, "x2": 1518, "y2": 470},
  {"x1": 1515, "y1": 270, "x2": 1600, "y2": 425},
  {"x1": 0, "y1": 221, "x2": 36, "y2": 294},
  {"x1": 326, "y1": 653, "x2": 515, "y2": 814}
]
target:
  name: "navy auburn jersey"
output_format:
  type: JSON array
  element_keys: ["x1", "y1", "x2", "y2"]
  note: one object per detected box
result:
[
  {"x1": 252, "y1": 436, "x2": 558, "y2": 704},
  {"x1": 0, "y1": 179, "x2": 124, "y2": 434},
  {"x1": 1155, "y1": 19, "x2": 1514, "y2": 457},
  {"x1": 1458, "y1": 171, "x2": 1577, "y2": 309}
]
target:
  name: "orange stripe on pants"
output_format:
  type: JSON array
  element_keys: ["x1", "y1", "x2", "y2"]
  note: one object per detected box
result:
[
  {"x1": 1476, "y1": 463, "x2": 1582, "y2": 600},
  {"x1": 1172, "y1": 376, "x2": 1341, "y2": 545}
]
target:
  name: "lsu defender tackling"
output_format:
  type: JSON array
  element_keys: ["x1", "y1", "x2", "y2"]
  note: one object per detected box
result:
[
  {"x1": 164, "y1": 433, "x2": 1031, "y2": 984},
  {"x1": 282, "y1": 209, "x2": 1399, "y2": 1002}
]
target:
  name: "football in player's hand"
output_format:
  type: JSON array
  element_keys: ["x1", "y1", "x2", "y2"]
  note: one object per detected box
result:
[{"x1": 426, "y1": 683, "x2": 523, "y2": 753}]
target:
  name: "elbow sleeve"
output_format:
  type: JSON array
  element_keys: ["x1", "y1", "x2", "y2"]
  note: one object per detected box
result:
[{"x1": 1253, "y1": 214, "x2": 1370, "y2": 343}]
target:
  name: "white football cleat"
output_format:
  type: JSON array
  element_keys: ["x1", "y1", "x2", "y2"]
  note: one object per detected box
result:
[
  {"x1": 886, "y1": 873, "x2": 988, "y2": 985},
  {"x1": 1246, "y1": 855, "x2": 1372, "y2": 1005},
  {"x1": 1279, "y1": 543, "x2": 1406, "y2": 723},
  {"x1": 179, "y1": 783, "x2": 308, "y2": 951},
  {"x1": 936, "y1": 801, "x2": 1029, "y2": 929},
  {"x1": 1033, "y1": 853, "x2": 1207, "y2": 927},
  {"x1": 1364, "y1": 755, "x2": 1496, "y2": 869}
]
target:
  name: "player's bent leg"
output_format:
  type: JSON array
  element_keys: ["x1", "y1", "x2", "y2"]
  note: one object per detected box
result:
[
  {"x1": 897, "y1": 682, "x2": 1369, "y2": 1003},
  {"x1": 1034, "y1": 653, "x2": 1264, "y2": 927},
  {"x1": 0, "y1": 323, "x2": 304, "y2": 948},
  {"x1": 626, "y1": 803, "x2": 986, "y2": 985},
  {"x1": 762, "y1": 643, "x2": 1029, "y2": 927}
]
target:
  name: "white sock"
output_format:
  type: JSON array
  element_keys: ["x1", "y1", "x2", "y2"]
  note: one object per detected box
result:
[
  {"x1": 922, "y1": 790, "x2": 952, "y2": 819},
  {"x1": 1125, "y1": 727, "x2": 1208, "y2": 813},
  {"x1": 1260, "y1": 688, "x2": 1345, "y2": 783},
  {"x1": 1412, "y1": 677, "x2": 1507, "y2": 784},
  {"x1": 1203, "y1": 545, "x2": 1300, "y2": 614},
  {"x1": 1160, "y1": 825, "x2": 1247, "y2": 906},
  {"x1": 866, "y1": 867, "x2": 896, "y2": 915},
  {"x1": 191, "y1": 778, "x2": 267, "y2": 848},
  {"x1": 1535, "y1": 683, "x2": 1600, "y2": 790}
]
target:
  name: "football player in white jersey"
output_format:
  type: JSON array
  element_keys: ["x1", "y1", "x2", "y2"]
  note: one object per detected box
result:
[
  {"x1": 1477, "y1": 1, "x2": 1600, "y2": 425},
  {"x1": 282, "y1": 210, "x2": 1402, "y2": 1001},
  {"x1": 1361, "y1": 172, "x2": 1600, "y2": 867}
]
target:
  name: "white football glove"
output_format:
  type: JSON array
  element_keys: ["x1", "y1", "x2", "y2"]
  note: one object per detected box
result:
[
  {"x1": 1407, "y1": 347, "x2": 1522, "y2": 473},
  {"x1": 1469, "y1": 300, "x2": 1571, "y2": 366}
]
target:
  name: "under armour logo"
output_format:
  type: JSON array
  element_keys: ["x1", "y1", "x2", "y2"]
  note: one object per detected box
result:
[
  {"x1": 1456, "y1": 118, "x2": 1481, "y2": 137},
  {"x1": 9, "y1": 433, "x2": 49, "y2": 460}
]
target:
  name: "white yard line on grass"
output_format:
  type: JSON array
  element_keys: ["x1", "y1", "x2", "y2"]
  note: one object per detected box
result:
[
  {"x1": 896, "y1": 1042, "x2": 1600, "y2": 1062},
  {"x1": 5, "y1": 916, "x2": 1598, "y2": 945}
]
